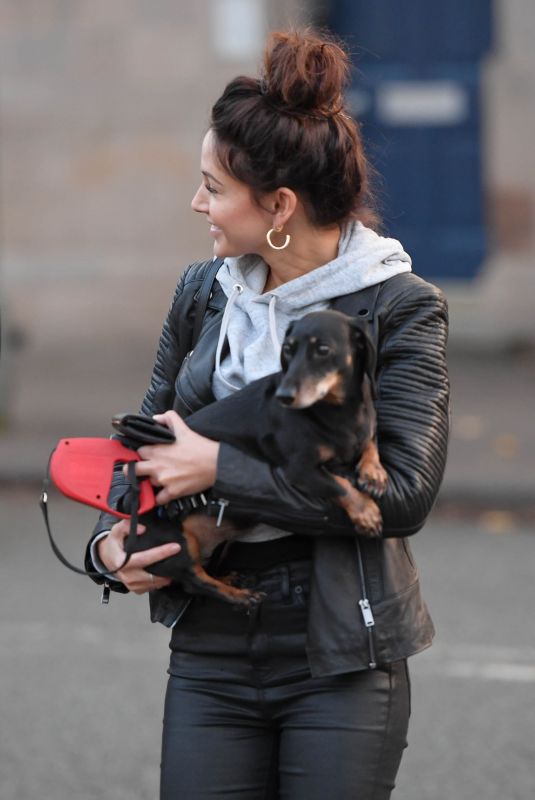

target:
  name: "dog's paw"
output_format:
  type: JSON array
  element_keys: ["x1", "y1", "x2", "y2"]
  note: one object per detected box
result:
[
  {"x1": 356, "y1": 464, "x2": 388, "y2": 499},
  {"x1": 351, "y1": 500, "x2": 383, "y2": 538},
  {"x1": 223, "y1": 586, "x2": 266, "y2": 608}
]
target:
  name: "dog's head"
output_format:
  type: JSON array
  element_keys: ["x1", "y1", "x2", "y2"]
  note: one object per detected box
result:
[{"x1": 276, "y1": 310, "x2": 376, "y2": 409}]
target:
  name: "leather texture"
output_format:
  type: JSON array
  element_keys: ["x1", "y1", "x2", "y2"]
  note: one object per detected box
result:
[{"x1": 86, "y1": 258, "x2": 449, "y2": 676}]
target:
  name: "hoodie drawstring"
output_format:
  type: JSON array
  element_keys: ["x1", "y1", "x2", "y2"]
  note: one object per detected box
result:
[
  {"x1": 267, "y1": 294, "x2": 281, "y2": 354},
  {"x1": 215, "y1": 283, "x2": 243, "y2": 392},
  {"x1": 215, "y1": 287, "x2": 282, "y2": 394}
]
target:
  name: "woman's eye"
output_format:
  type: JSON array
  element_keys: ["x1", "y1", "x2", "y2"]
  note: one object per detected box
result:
[
  {"x1": 316, "y1": 344, "x2": 331, "y2": 356},
  {"x1": 204, "y1": 184, "x2": 217, "y2": 195}
]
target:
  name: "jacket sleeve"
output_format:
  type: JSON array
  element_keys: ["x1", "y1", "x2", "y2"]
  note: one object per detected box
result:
[
  {"x1": 373, "y1": 279, "x2": 449, "y2": 536},
  {"x1": 213, "y1": 278, "x2": 450, "y2": 538}
]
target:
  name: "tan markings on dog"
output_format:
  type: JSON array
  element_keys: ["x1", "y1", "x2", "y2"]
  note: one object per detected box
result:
[
  {"x1": 182, "y1": 514, "x2": 237, "y2": 559},
  {"x1": 332, "y1": 474, "x2": 382, "y2": 537},
  {"x1": 323, "y1": 371, "x2": 347, "y2": 405},
  {"x1": 357, "y1": 440, "x2": 388, "y2": 496},
  {"x1": 181, "y1": 521, "x2": 262, "y2": 604},
  {"x1": 292, "y1": 373, "x2": 340, "y2": 407},
  {"x1": 345, "y1": 353, "x2": 353, "y2": 367}
]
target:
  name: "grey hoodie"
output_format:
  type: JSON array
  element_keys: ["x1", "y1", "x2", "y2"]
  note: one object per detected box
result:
[{"x1": 213, "y1": 220, "x2": 412, "y2": 542}]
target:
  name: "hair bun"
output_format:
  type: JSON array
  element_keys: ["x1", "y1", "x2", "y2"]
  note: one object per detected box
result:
[{"x1": 261, "y1": 29, "x2": 350, "y2": 116}]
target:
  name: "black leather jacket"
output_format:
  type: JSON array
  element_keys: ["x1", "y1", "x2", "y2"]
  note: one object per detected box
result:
[{"x1": 88, "y1": 259, "x2": 449, "y2": 677}]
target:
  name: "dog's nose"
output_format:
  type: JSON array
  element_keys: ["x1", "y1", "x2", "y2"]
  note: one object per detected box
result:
[{"x1": 275, "y1": 387, "x2": 296, "y2": 407}]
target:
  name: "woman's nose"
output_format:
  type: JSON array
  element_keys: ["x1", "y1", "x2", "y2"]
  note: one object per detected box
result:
[{"x1": 191, "y1": 184, "x2": 208, "y2": 213}]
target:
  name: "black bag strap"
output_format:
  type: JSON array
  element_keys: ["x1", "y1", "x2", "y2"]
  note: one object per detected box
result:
[
  {"x1": 192, "y1": 257, "x2": 224, "y2": 347},
  {"x1": 331, "y1": 281, "x2": 383, "y2": 321}
]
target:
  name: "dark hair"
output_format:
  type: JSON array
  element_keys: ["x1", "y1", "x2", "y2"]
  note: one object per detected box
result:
[{"x1": 210, "y1": 29, "x2": 378, "y2": 229}]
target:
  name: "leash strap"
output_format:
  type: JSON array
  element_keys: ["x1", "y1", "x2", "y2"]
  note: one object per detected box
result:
[{"x1": 40, "y1": 456, "x2": 140, "y2": 578}]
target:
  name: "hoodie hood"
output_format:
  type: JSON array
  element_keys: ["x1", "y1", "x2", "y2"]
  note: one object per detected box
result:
[{"x1": 212, "y1": 220, "x2": 411, "y2": 399}]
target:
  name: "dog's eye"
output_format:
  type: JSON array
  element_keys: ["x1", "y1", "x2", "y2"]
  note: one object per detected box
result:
[
  {"x1": 316, "y1": 344, "x2": 331, "y2": 356},
  {"x1": 282, "y1": 342, "x2": 294, "y2": 359}
]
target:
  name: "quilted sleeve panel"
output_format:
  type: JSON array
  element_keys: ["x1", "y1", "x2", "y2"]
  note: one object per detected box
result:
[{"x1": 374, "y1": 275, "x2": 450, "y2": 536}]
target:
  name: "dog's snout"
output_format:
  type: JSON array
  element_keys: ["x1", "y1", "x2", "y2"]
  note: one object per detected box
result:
[{"x1": 275, "y1": 386, "x2": 296, "y2": 407}]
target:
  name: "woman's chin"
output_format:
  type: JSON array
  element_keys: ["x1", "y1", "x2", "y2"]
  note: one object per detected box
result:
[
  {"x1": 212, "y1": 242, "x2": 227, "y2": 258},
  {"x1": 213, "y1": 241, "x2": 240, "y2": 259}
]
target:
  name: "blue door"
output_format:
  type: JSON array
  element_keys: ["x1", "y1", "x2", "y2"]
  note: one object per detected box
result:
[{"x1": 329, "y1": 0, "x2": 493, "y2": 279}]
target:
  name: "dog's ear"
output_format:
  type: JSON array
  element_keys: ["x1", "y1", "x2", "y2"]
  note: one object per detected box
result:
[
  {"x1": 280, "y1": 321, "x2": 296, "y2": 370},
  {"x1": 349, "y1": 318, "x2": 378, "y2": 397},
  {"x1": 284, "y1": 321, "x2": 296, "y2": 339}
]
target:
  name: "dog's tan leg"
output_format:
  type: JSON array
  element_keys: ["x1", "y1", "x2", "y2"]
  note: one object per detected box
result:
[
  {"x1": 180, "y1": 518, "x2": 263, "y2": 606},
  {"x1": 332, "y1": 474, "x2": 382, "y2": 537},
  {"x1": 357, "y1": 439, "x2": 388, "y2": 499}
]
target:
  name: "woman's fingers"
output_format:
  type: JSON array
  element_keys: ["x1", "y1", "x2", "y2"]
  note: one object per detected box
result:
[
  {"x1": 126, "y1": 542, "x2": 181, "y2": 571},
  {"x1": 131, "y1": 459, "x2": 157, "y2": 477},
  {"x1": 115, "y1": 567, "x2": 174, "y2": 594},
  {"x1": 154, "y1": 486, "x2": 174, "y2": 506},
  {"x1": 114, "y1": 542, "x2": 181, "y2": 593},
  {"x1": 101, "y1": 520, "x2": 181, "y2": 594},
  {"x1": 119, "y1": 409, "x2": 219, "y2": 501},
  {"x1": 153, "y1": 410, "x2": 187, "y2": 436}
]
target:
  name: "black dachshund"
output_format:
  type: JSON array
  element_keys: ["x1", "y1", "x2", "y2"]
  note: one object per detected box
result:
[{"x1": 124, "y1": 310, "x2": 388, "y2": 606}]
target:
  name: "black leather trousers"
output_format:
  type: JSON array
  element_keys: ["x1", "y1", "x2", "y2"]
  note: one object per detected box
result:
[{"x1": 162, "y1": 557, "x2": 410, "y2": 800}]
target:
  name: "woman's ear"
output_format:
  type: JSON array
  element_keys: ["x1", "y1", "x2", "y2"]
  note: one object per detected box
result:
[{"x1": 271, "y1": 187, "x2": 298, "y2": 229}]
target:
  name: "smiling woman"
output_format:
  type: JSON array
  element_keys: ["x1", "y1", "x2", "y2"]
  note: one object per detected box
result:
[
  {"x1": 85, "y1": 26, "x2": 449, "y2": 800},
  {"x1": 191, "y1": 128, "x2": 342, "y2": 289},
  {"x1": 191, "y1": 130, "x2": 280, "y2": 261}
]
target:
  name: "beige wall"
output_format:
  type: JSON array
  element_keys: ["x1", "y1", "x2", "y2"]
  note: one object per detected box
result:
[
  {"x1": 0, "y1": 0, "x2": 310, "y2": 428},
  {"x1": 444, "y1": 0, "x2": 535, "y2": 348},
  {"x1": 1, "y1": 0, "x2": 534, "y2": 433},
  {"x1": 482, "y1": 0, "x2": 535, "y2": 254},
  {"x1": 1, "y1": 0, "x2": 309, "y2": 290}
]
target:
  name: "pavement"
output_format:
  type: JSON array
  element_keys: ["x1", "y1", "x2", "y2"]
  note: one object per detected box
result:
[
  {"x1": 2, "y1": 489, "x2": 535, "y2": 800},
  {"x1": 0, "y1": 267, "x2": 534, "y2": 515}
]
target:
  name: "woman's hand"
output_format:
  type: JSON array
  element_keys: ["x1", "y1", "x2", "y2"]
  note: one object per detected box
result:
[
  {"x1": 133, "y1": 411, "x2": 220, "y2": 505},
  {"x1": 96, "y1": 519, "x2": 181, "y2": 594}
]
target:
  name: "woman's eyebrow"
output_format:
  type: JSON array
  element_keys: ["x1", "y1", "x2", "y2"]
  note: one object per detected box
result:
[{"x1": 201, "y1": 170, "x2": 224, "y2": 186}]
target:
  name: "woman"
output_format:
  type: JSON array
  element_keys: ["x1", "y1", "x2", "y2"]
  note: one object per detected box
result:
[{"x1": 87, "y1": 29, "x2": 449, "y2": 800}]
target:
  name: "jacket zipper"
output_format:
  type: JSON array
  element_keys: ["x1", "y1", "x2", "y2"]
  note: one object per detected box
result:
[{"x1": 356, "y1": 539, "x2": 377, "y2": 670}]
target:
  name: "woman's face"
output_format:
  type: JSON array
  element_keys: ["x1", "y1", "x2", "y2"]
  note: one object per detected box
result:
[{"x1": 191, "y1": 130, "x2": 273, "y2": 259}]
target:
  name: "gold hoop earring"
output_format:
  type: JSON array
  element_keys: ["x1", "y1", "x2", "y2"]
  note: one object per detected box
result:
[{"x1": 266, "y1": 227, "x2": 291, "y2": 250}]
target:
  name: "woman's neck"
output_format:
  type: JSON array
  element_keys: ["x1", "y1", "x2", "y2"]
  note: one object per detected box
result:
[{"x1": 262, "y1": 222, "x2": 342, "y2": 291}]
